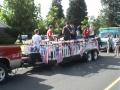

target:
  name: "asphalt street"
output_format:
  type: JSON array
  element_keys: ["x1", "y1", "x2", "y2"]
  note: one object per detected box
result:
[{"x1": 0, "y1": 52, "x2": 120, "y2": 90}]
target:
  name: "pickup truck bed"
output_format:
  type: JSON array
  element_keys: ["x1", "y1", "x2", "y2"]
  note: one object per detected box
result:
[{"x1": 0, "y1": 45, "x2": 22, "y2": 83}]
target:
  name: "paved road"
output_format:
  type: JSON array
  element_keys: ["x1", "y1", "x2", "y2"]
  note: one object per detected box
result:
[
  {"x1": 111, "y1": 81, "x2": 120, "y2": 90},
  {"x1": 0, "y1": 52, "x2": 120, "y2": 90}
]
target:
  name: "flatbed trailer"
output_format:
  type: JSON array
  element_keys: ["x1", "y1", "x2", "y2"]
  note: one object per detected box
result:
[{"x1": 22, "y1": 38, "x2": 99, "y2": 65}]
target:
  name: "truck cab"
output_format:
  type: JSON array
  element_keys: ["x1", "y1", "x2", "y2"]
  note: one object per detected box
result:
[{"x1": 0, "y1": 45, "x2": 22, "y2": 83}]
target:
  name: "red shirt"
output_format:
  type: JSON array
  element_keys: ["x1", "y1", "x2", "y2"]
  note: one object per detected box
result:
[
  {"x1": 47, "y1": 29, "x2": 53, "y2": 39},
  {"x1": 83, "y1": 28, "x2": 90, "y2": 38}
]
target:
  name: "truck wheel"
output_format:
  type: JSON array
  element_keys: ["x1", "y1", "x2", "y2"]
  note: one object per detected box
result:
[
  {"x1": 92, "y1": 50, "x2": 98, "y2": 60},
  {"x1": 0, "y1": 63, "x2": 8, "y2": 84},
  {"x1": 87, "y1": 52, "x2": 92, "y2": 62}
]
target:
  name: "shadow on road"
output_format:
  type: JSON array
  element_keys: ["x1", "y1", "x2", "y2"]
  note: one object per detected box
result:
[
  {"x1": 1, "y1": 53, "x2": 120, "y2": 89},
  {"x1": 0, "y1": 74, "x2": 53, "y2": 90},
  {"x1": 26, "y1": 53, "x2": 120, "y2": 77}
]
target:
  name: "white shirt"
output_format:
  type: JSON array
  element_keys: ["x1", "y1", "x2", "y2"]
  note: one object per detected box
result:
[
  {"x1": 32, "y1": 34, "x2": 41, "y2": 47},
  {"x1": 114, "y1": 37, "x2": 120, "y2": 46}
]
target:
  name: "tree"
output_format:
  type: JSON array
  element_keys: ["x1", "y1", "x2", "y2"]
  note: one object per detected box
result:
[
  {"x1": 51, "y1": 0, "x2": 64, "y2": 19},
  {"x1": 45, "y1": 0, "x2": 65, "y2": 34},
  {"x1": 2, "y1": 0, "x2": 38, "y2": 34},
  {"x1": 90, "y1": 12, "x2": 109, "y2": 34},
  {"x1": 101, "y1": 0, "x2": 120, "y2": 26},
  {"x1": 67, "y1": 0, "x2": 87, "y2": 26},
  {"x1": 35, "y1": 3, "x2": 46, "y2": 34},
  {"x1": 37, "y1": 19, "x2": 46, "y2": 34},
  {"x1": 81, "y1": 16, "x2": 89, "y2": 30},
  {"x1": 36, "y1": 3, "x2": 42, "y2": 20}
]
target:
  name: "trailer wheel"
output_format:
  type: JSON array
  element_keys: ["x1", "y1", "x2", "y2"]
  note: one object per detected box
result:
[
  {"x1": 0, "y1": 63, "x2": 8, "y2": 84},
  {"x1": 92, "y1": 50, "x2": 98, "y2": 60},
  {"x1": 87, "y1": 52, "x2": 92, "y2": 62}
]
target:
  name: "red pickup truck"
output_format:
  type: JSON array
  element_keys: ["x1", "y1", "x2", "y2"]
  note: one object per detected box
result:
[{"x1": 0, "y1": 45, "x2": 22, "y2": 83}]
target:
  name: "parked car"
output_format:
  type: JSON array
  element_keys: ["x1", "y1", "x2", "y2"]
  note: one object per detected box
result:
[{"x1": 99, "y1": 27, "x2": 120, "y2": 51}]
